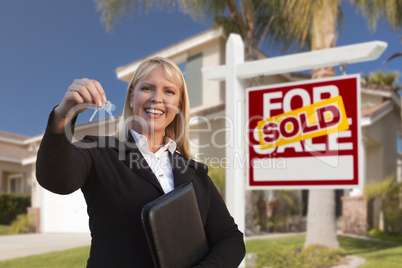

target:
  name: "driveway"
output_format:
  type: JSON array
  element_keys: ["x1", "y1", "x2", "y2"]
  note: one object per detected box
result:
[{"x1": 0, "y1": 233, "x2": 91, "y2": 261}]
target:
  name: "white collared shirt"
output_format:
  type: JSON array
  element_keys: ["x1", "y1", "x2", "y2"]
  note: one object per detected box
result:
[{"x1": 131, "y1": 130, "x2": 177, "y2": 193}]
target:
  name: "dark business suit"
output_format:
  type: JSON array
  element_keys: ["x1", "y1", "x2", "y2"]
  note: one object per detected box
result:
[{"x1": 36, "y1": 111, "x2": 245, "y2": 268}]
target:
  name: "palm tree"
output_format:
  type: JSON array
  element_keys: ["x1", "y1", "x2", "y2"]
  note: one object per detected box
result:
[
  {"x1": 284, "y1": 0, "x2": 402, "y2": 249},
  {"x1": 94, "y1": 0, "x2": 310, "y2": 235},
  {"x1": 362, "y1": 70, "x2": 401, "y2": 92},
  {"x1": 95, "y1": 0, "x2": 304, "y2": 60}
]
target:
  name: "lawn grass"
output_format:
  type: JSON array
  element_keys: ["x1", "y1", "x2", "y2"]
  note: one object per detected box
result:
[
  {"x1": 0, "y1": 234, "x2": 401, "y2": 267},
  {"x1": 0, "y1": 225, "x2": 11, "y2": 236},
  {"x1": 0, "y1": 246, "x2": 90, "y2": 268},
  {"x1": 246, "y1": 234, "x2": 402, "y2": 268},
  {"x1": 339, "y1": 235, "x2": 402, "y2": 268},
  {"x1": 246, "y1": 234, "x2": 306, "y2": 252}
]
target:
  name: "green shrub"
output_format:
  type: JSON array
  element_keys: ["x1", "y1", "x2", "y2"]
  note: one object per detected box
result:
[
  {"x1": 0, "y1": 224, "x2": 12, "y2": 236},
  {"x1": 207, "y1": 165, "x2": 225, "y2": 201},
  {"x1": 303, "y1": 244, "x2": 346, "y2": 268},
  {"x1": 364, "y1": 176, "x2": 402, "y2": 233},
  {"x1": 367, "y1": 229, "x2": 402, "y2": 243},
  {"x1": 256, "y1": 243, "x2": 303, "y2": 268},
  {"x1": 0, "y1": 193, "x2": 31, "y2": 225},
  {"x1": 10, "y1": 214, "x2": 36, "y2": 234},
  {"x1": 256, "y1": 244, "x2": 345, "y2": 268},
  {"x1": 267, "y1": 190, "x2": 304, "y2": 232}
]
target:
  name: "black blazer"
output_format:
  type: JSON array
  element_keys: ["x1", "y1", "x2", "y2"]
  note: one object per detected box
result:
[{"x1": 36, "y1": 111, "x2": 245, "y2": 268}]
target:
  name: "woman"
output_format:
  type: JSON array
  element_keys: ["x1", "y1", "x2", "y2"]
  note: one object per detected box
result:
[{"x1": 36, "y1": 56, "x2": 246, "y2": 267}]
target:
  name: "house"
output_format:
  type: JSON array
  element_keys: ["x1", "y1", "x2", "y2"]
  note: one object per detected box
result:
[
  {"x1": 342, "y1": 83, "x2": 401, "y2": 234},
  {"x1": 0, "y1": 118, "x2": 118, "y2": 232},
  {"x1": 0, "y1": 131, "x2": 40, "y2": 195},
  {"x1": 1, "y1": 27, "x2": 399, "y2": 234}
]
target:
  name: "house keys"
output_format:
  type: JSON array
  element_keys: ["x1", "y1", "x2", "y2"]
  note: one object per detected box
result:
[{"x1": 89, "y1": 101, "x2": 115, "y2": 122}]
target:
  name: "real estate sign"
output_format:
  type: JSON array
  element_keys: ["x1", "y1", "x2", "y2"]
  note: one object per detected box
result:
[{"x1": 247, "y1": 75, "x2": 361, "y2": 189}]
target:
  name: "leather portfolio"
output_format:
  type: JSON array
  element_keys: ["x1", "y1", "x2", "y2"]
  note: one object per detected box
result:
[{"x1": 141, "y1": 182, "x2": 209, "y2": 268}]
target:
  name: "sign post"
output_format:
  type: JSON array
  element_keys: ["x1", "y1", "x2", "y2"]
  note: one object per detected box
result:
[
  {"x1": 202, "y1": 34, "x2": 386, "y2": 267},
  {"x1": 223, "y1": 34, "x2": 245, "y2": 233}
]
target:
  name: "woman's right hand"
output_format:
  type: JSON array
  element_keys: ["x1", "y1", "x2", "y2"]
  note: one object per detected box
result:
[
  {"x1": 55, "y1": 78, "x2": 107, "y2": 118},
  {"x1": 51, "y1": 79, "x2": 107, "y2": 133}
]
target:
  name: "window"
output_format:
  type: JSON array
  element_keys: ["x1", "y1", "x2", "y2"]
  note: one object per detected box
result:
[
  {"x1": 177, "y1": 62, "x2": 187, "y2": 81},
  {"x1": 8, "y1": 174, "x2": 23, "y2": 193},
  {"x1": 178, "y1": 53, "x2": 203, "y2": 108},
  {"x1": 186, "y1": 53, "x2": 203, "y2": 107}
]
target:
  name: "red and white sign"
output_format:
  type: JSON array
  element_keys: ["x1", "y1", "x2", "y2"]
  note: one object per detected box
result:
[{"x1": 247, "y1": 75, "x2": 361, "y2": 189}]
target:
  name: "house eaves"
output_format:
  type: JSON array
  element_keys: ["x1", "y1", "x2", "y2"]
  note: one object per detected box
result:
[
  {"x1": 0, "y1": 156, "x2": 23, "y2": 165},
  {"x1": 0, "y1": 142, "x2": 37, "y2": 166},
  {"x1": 0, "y1": 131, "x2": 42, "y2": 146},
  {"x1": 361, "y1": 100, "x2": 394, "y2": 126},
  {"x1": 189, "y1": 103, "x2": 225, "y2": 126},
  {"x1": 116, "y1": 27, "x2": 226, "y2": 82},
  {"x1": 0, "y1": 156, "x2": 36, "y2": 166},
  {"x1": 361, "y1": 87, "x2": 392, "y2": 98},
  {"x1": 361, "y1": 85, "x2": 401, "y2": 109}
]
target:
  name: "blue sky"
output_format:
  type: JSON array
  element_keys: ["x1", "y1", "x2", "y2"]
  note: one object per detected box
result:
[{"x1": 1, "y1": 0, "x2": 401, "y2": 137}]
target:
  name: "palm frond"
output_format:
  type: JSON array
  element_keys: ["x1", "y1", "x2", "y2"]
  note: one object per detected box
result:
[
  {"x1": 361, "y1": 70, "x2": 400, "y2": 87},
  {"x1": 95, "y1": 0, "x2": 177, "y2": 30},
  {"x1": 177, "y1": 0, "x2": 227, "y2": 24},
  {"x1": 253, "y1": 0, "x2": 311, "y2": 53},
  {"x1": 213, "y1": 15, "x2": 242, "y2": 37},
  {"x1": 283, "y1": 0, "x2": 319, "y2": 47},
  {"x1": 349, "y1": 0, "x2": 402, "y2": 30},
  {"x1": 384, "y1": 52, "x2": 402, "y2": 63}
]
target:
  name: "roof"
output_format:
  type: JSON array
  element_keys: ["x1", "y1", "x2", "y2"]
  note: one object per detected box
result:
[
  {"x1": 116, "y1": 27, "x2": 226, "y2": 82},
  {"x1": 0, "y1": 131, "x2": 30, "y2": 141},
  {"x1": 361, "y1": 82, "x2": 401, "y2": 110},
  {"x1": 0, "y1": 143, "x2": 37, "y2": 165},
  {"x1": 0, "y1": 116, "x2": 118, "y2": 165},
  {"x1": 0, "y1": 130, "x2": 42, "y2": 145},
  {"x1": 361, "y1": 100, "x2": 394, "y2": 126},
  {"x1": 361, "y1": 83, "x2": 393, "y2": 93},
  {"x1": 361, "y1": 100, "x2": 392, "y2": 118}
]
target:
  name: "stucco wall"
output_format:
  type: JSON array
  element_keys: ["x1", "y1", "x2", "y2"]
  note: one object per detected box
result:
[
  {"x1": 190, "y1": 113, "x2": 226, "y2": 165},
  {"x1": 0, "y1": 162, "x2": 34, "y2": 194},
  {"x1": 364, "y1": 108, "x2": 400, "y2": 183},
  {"x1": 40, "y1": 188, "x2": 89, "y2": 233},
  {"x1": 362, "y1": 107, "x2": 400, "y2": 230},
  {"x1": 361, "y1": 92, "x2": 383, "y2": 108}
]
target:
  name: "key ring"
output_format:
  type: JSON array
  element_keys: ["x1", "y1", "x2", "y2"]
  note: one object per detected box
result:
[{"x1": 89, "y1": 101, "x2": 115, "y2": 122}]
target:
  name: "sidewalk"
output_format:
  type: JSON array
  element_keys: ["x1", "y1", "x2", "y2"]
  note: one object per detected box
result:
[
  {"x1": 0, "y1": 233, "x2": 91, "y2": 261},
  {"x1": 246, "y1": 231, "x2": 306, "y2": 241}
]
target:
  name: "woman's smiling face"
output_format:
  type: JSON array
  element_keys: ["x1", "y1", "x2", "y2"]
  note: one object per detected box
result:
[{"x1": 130, "y1": 67, "x2": 181, "y2": 138}]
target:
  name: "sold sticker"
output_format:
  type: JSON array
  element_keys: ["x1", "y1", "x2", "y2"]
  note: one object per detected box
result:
[
  {"x1": 247, "y1": 74, "x2": 360, "y2": 188},
  {"x1": 257, "y1": 95, "x2": 349, "y2": 150}
]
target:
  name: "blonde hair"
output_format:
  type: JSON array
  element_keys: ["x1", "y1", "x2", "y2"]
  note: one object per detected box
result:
[{"x1": 116, "y1": 56, "x2": 192, "y2": 159}]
